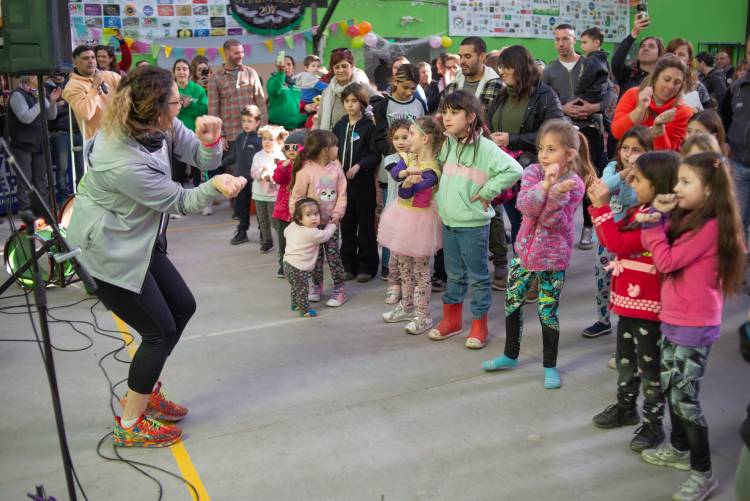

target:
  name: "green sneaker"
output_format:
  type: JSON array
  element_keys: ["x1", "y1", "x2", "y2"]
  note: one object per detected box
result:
[{"x1": 641, "y1": 443, "x2": 691, "y2": 471}]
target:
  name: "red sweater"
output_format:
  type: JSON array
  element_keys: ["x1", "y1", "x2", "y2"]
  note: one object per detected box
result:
[
  {"x1": 611, "y1": 87, "x2": 693, "y2": 151},
  {"x1": 590, "y1": 204, "x2": 661, "y2": 321},
  {"x1": 272, "y1": 159, "x2": 293, "y2": 222}
]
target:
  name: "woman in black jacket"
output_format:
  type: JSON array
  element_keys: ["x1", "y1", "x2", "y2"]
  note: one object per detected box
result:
[
  {"x1": 484, "y1": 45, "x2": 563, "y2": 288},
  {"x1": 611, "y1": 16, "x2": 663, "y2": 97}
]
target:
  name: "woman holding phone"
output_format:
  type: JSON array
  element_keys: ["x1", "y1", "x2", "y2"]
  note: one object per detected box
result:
[{"x1": 611, "y1": 6, "x2": 664, "y2": 97}]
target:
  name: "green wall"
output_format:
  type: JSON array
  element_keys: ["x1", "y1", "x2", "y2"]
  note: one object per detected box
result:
[{"x1": 305, "y1": 0, "x2": 748, "y2": 66}]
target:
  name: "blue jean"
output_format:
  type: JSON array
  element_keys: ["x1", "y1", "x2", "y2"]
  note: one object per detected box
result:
[
  {"x1": 50, "y1": 131, "x2": 83, "y2": 200},
  {"x1": 732, "y1": 159, "x2": 750, "y2": 240},
  {"x1": 442, "y1": 223, "x2": 491, "y2": 318}
]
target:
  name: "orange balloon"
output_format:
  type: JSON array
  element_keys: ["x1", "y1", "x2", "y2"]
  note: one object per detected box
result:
[{"x1": 359, "y1": 21, "x2": 372, "y2": 36}]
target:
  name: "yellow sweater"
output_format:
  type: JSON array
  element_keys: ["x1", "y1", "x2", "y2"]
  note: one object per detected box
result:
[{"x1": 62, "y1": 71, "x2": 121, "y2": 140}]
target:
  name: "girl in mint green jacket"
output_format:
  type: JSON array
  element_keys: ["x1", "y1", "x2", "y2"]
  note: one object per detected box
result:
[{"x1": 427, "y1": 91, "x2": 523, "y2": 350}]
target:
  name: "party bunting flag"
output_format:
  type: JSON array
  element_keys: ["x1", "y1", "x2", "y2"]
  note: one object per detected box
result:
[
  {"x1": 338, "y1": 20, "x2": 347, "y2": 32},
  {"x1": 243, "y1": 44, "x2": 252, "y2": 57},
  {"x1": 285, "y1": 35, "x2": 294, "y2": 48},
  {"x1": 184, "y1": 47, "x2": 195, "y2": 60},
  {"x1": 264, "y1": 39, "x2": 274, "y2": 52},
  {"x1": 125, "y1": 37, "x2": 134, "y2": 48},
  {"x1": 206, "y1": 47, "x2": 218, "y2": 60},
  {"x1": 303, "y1": 30, "x2": 313, "y2": 42},
  {"x1": 294, "y1": 33, "x2": 304, "y2": 45},
  {"x1": 218, "y1": 47, "x2": 225, "y2": 60},
  {"x1": 330, "y1": 23, "x2": 338, "y2": 34},
  {"x1": 151, "y1": 44, "x2": 161, "y2": 58},
  {"x1": 196, "y1": 47, "x2": 206, "y2": 56},
  {"x1": 164, "y1": 45, "x2": 172, "y2": 58},
  {"x1": 173, "y1": 47, "x2": 183, "y2": 60}
]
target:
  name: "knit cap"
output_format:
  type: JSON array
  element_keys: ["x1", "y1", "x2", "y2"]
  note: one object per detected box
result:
[{"x1": 285, "y1": 129, "x2": 308, "y2": 146}]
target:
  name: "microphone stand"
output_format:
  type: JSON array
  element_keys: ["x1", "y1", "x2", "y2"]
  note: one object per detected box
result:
[{"x1": 0, "y1": 137, "x2": 97, "y2": 501}]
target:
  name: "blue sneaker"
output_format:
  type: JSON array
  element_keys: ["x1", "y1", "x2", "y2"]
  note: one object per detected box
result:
[
  {"x1": 481, "y1": 354, "x2": 519, "y2": 372},
  {"x1": 543, "y1": 367, "x2": 562, "y2": 389}
]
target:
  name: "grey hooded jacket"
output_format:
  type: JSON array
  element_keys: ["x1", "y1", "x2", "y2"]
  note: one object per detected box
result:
[{"x1": 66, "y1": 118, "x2": 222, "y2": 293}]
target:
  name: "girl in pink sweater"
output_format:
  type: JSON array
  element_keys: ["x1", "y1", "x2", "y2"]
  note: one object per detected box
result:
[
  {"x1": 288, "y1": 130, "x2": 348, "y2": 307},
  {"x1": 637, "y1": 152, "x2": 745, "y2": 501},
  {"x1": 482, "y1": 119, "x2": 596, "y2": 389}
]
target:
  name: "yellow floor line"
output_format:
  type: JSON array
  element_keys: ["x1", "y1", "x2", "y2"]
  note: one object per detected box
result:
[{"x1": 112, "y1": 314, "x2": 211, "y2": 501}]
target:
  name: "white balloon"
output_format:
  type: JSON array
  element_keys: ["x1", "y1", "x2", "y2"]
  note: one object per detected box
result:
[
  {"x1": 429, "y1": 36, "x2": 442, "y2": 49},
  {"x1": 363, "y1": 32, "x2": 378, "y2": 47}
]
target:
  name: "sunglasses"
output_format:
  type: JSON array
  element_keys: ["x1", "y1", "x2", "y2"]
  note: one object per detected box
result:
[{"x1": 284, "y1": 144, "x2": 301, "y2": 152}]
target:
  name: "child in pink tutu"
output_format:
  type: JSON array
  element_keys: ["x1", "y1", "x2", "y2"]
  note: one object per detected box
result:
[{"x1": 378, "y1": 117, "x2": 444, "y2": 334}]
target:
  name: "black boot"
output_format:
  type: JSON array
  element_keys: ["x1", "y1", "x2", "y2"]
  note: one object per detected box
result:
[{"x1": 592, "y1": 403, "x2": 639, "y2": 429}]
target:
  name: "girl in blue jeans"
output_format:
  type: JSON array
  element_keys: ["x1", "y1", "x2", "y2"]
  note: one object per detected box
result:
[{"x1": 427, "y1": 91, "x2": 522, "y2": 349}]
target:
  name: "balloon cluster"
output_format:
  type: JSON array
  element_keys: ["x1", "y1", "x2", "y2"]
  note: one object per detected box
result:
[
  {"x1": 345, "y1": 21, "x2": 454, "y2": 50},
  {"x1": 348, "y1": 21, "x2": 374, "y2": 49}
]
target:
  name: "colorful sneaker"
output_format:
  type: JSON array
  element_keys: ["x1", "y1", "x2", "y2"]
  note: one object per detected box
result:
[
  {"x1": 672, "y1": 470, "x2": 718, "y2": 501},
  {"x1": 405, "y1": 315, "x2": 433, "y2": 335},
  {"x1": 301, "y1": 309, "x2": 318, "y2": 318},
  {"x1": 382, "y1": 302, "x2": 416, "y2": 323},
  {"x1": 113, "y1": 415, "x2": 182, "y2": 448},
  {"x1": 385, "y1": 285, "x2": 401, "y2": 304},
  {"x1": 308, "y1": 284, "x2": 322, "y2": 303},
  {"x1": 326, "y1": 289, "x2": 348, "y2": 307},
  {"x1": 641, "y1": 443, "x2": 691, "y2": 471},
  {"x1": 120, "y1": 382, "x2": 188, "y2": 422}
]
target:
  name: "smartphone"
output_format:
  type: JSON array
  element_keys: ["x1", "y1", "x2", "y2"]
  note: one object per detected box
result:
[
  {"x1": 636, "y1": 1, "x2": 649, "y2": 20},
  {"x1": 275, "y1": 50, "x2": 285, "y2": 67}
]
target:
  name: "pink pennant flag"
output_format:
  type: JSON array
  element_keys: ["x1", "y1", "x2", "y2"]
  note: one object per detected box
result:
[
  {"x1": 242, "y1": 44, "x2": 252, "y2": 57},
  {"x1": 133, "y1": 41, "x2": 150, "y2": 54},
  {"x1": 274, "y1": 36, "x2": 284, "y2": 47},
  {"x1": 330, "y1": 23, "x2": 338, "y2": 34},
  {"x1": 293, "y1": 33, "x2": 304, "y2": 44},
  {"x1": 184, "y1": 47, "x2": 195, "y2": 60},
  {"x1": 206, "y1": 47, "x2": 218, "y2": 61}
]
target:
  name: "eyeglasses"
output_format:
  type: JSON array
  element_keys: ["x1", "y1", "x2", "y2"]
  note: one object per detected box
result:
[
  {"x1": 168, "y1": 100, "x2": 182, "y2": 108},
  {"x1": 284, "y1": 144, "x2": 301, "y2": 152}
]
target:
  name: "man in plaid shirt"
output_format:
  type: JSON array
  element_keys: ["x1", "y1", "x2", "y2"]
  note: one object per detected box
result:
[
  {"x1": 208, "y1": 39, "x2": 267, "y2": 150},
  {"x1": 442, "y1": 36, "x2": 504, "y2": 112}
]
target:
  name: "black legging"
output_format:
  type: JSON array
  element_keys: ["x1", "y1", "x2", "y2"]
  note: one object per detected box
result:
[{"x1": 95, "y1": 250, "x2": 196, "y2": 394}]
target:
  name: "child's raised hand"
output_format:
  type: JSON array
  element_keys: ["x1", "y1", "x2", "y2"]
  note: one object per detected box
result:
[
  {"x1": 634, "y1": 212, "x2": 662, "y2": 224},
  {"x1": 542, "y1": 163, "x2": 560, "y2": 190},
  {"x1": 652, "y1": 193, "x2": 679, "y2": 213},
  {"x1": 402, "y1": 174, "x2": 422, "y2": 188},
  {"x1": 556, "y1": 179, "x2": 578, "y2": 194},
  {"x1": 212, "y1": 174, "x2": 246, "y2": 198},
  {"x1": 587, "y1": 179, "x2": 610, "y2": 207}
]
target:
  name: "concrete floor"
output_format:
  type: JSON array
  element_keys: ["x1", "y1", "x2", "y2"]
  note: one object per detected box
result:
[{"x1": 0, "y1": 203, "x2": 747, "y2": 501}]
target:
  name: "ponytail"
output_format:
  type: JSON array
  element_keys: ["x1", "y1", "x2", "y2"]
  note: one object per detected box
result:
[{"x1": 575, "y1": 131, "x2": 597, "y2": 189}]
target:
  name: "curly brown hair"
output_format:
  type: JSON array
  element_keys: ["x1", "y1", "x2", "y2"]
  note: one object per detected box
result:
[{"x1": 101, "y1": 66, "x2": 176, "y2": 138}]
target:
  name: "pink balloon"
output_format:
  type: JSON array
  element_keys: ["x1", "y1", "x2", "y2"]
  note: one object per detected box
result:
[
  {"x1": 429, "y1": 36, "x2": 442, "y2": 49},
  {"x1": 347, "y1": 25, "x2": 360, "y2": 37},
  {"x1": 363, "y1": 32, "x2": 378, "y2": 47}
]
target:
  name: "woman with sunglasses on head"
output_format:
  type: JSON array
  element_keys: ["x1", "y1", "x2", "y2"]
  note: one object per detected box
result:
[
  {"x1": 65, "y1": 66, "x2": 247, "y2": 448},
  {"x1": 316, "y1": 48, "x2": 376, "y2": 131}
]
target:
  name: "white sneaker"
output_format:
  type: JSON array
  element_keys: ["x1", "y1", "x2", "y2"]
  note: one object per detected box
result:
[
  {"x1": 405, "y1": 315, "x2": 433, "y2": 334},
  {"x1": 672, "y1": 470, "x2": 718, "y2": 501},
  {"x1": 201, "y1": 206, "x2": 213, "y2": 216},
  {"x1": 382, "y1": 302, "x2": 416, "y2": 323}
]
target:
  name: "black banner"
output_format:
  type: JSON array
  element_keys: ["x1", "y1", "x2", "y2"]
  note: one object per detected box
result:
[{"x1": 229, "y1": 0, "x2": 305, "y2": 35}]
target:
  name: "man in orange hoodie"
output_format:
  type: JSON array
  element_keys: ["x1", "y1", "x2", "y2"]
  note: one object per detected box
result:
[{"x1": 63, "y1": 45, "x2": 121, "y2": 141}]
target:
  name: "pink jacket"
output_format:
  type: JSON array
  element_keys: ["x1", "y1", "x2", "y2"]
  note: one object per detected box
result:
[
  {"x1": 272, "y1": 159, "x2": 293, "y2": 222},
  {"x1": 641, "y1": 218, "x2": 721, "y2": 326},
  {"x1": 514, "y1": 163, "x2": 585, "y2": 271},
  {"x1": 288, "y1": 160, "x2": 347, "y2": 225}
]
